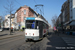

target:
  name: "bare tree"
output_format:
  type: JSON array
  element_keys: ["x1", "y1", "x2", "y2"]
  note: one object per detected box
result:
[
  {"x1": 4, "y1": 0, "x2": 15, "y2": 35},
  {"x1": 0, "y1": 16, "x2": 4, "y2": 29},
  {"x1": 51, "y1": 15, "x2": 58, "y2": 27}
]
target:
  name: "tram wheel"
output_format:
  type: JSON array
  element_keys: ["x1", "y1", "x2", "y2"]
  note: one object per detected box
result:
[{"x1": 25, "y1": 40, "x2": 28, "y2": 42}]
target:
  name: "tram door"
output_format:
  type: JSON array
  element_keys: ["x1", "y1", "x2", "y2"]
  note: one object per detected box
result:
[{"x1": 39, "y1": 21, "x2": 43, "y2": 38}]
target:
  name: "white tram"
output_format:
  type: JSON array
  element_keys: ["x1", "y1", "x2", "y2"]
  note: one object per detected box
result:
[{"x1": 24, "y1": 17, "x2": 49, "y2": 41}]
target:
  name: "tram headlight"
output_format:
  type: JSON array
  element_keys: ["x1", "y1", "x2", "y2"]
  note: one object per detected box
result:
[
  {"x1": 33, "y1": 33, "x2": 34, "y2": 35},
  {"x1": 26, "y1": 33, "x2": 27, "y2": 35}
]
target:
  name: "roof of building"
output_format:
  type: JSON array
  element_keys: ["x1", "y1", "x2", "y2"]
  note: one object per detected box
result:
[
  {"x1": 16, "y1": 5, "x2": 38, "y2": 16},
  {"x1": 16, "y1": 5, "x2": 29, "y2": 12},
  {"x1": 21, "y1": 5, "x2": 29, "y2": 8}
]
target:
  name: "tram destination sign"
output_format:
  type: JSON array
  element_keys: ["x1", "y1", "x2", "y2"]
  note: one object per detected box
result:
[{"x1": 26, "y1": 17, "x2": 35, "y2": 20}]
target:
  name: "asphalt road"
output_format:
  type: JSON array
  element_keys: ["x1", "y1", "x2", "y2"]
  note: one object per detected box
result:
[
  {"x1": 12, "y1": 33, "x2": 68, "y2": 50},
  {"x1": 0, "y1": 29, "x2": 71, "y2": 50},
  {"x1": 0, "y1": 35, "x2": 25, "y2": 50}
]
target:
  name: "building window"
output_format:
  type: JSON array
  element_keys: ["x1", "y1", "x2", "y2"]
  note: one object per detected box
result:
[
  {"x1": 24, "y1": 10, "x2": 26, "y2": 15},
  {"x1": 6, "y1": 22, "x2": 8, "y2": 26},
  {"x1": 23, "y1": 17, "x2": 25, "y2": 22}
]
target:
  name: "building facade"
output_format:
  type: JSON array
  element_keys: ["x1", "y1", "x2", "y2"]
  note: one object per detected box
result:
[
  {"x1": 4, "y1": 14, "x2": 15, "y2": 28},
  {"x1": 61, "y1": 0, "x2": 70, "y2": 26},
  {"x1": 4, "y1": 14, "x2": 10, "y2": 28},
  {"x1": 16, "y1": 5, "x2": 38, "y2": 29},
  {"x1": 57, "y1": 0, "x2": 75, "y2": 31},
  {"x1": 69, "y1": 0, "x2": 75, "y2": 21}
]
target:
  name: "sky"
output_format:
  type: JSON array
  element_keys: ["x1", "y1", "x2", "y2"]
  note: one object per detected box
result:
[{"x1": 0, "y1": 0, "x2": 66, "y2": 27}]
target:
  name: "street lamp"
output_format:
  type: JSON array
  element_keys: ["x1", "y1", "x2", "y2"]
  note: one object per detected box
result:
[{"x1": 9, "y1": 15, "x2": 11, "y2": 35}]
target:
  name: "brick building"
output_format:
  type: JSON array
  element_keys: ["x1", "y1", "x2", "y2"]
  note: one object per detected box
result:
[{"x1": 16, "y1": 5, "x2": 38, "y2": 29}]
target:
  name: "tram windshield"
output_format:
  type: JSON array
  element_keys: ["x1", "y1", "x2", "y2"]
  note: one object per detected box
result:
[
  {"x1": 26, "y1": 20, "x2": 39, "y2": 29},
  {"x1": 26, "y1": 20, "x2": 35, "y2": 29}
]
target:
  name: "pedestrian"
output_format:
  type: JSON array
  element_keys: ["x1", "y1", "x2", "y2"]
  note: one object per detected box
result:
[
  {"x1": 57, "y1": 29, "x2": 59, "y2": 36},
  {"x1": 23, "y1": 27, "x2": 24, "y2": 31},
  {"x1": 54, "y1": 27, "x2": 57, "y2": 34},
  {"x1": 11, "y1": 27, "x2": 13, "y2": 32}
]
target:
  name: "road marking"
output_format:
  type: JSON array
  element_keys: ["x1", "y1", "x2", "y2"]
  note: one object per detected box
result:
[
  {"x1": 0, "y1": 37, "x2": 24, "y2": 45},
  {"x1": 68, "y1": 44, "x2": 75, "y2": 46},
  {"x1": 0, "y1": 34, "x2": 24, "y2": 40},
  {"x1": 62, "y1": 37, "x2": 75, "y2": 46}
]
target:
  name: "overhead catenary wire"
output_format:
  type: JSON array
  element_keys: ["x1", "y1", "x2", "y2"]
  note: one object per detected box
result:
[
  {"x1": 33, "y1": 0, "x2": 44, "y2": 17},
  {"x1": 35, "y1": 6, "x2": 44, "y2": 16},
  {"x1": 33, "y1": 0, "x2": 37, "y2": 4},
  {"x1": 33, "y1": 0, "x2": 44, "y2": 16},
  {"x1": 33, "y1": 0, "x2": 37, "y2": 12},
  {"x1": 15, "y1": 0, "x2": 22, "y2": 6}
]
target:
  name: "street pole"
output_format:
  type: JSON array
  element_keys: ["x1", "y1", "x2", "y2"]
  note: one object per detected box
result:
[
  {"x1": 10, "y1": 13, "x2": 11, "y2": 35},
  {"x1": 62, "y1": 22, "x2": 64, "y2": 34},
  {"x1": 20, "y1": 16, "x2": 21, "y2": 29}
]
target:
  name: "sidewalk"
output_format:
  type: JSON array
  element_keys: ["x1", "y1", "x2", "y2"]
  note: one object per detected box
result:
[
  {"x1": 53, "y1": 32, "x2": 75, "y2": 47},
  {"x1": 46, "y1": 32, "x2": 75, "y2": 50},
  {"x1": 0, "y1": 30, "x2": 25, "y2": 40},
  {"x1": 46, "y1": 32, "x2": 68, "y2": 50},
  {"x1": 54, "y1": 32, "x2": 75, "y2": 38}
]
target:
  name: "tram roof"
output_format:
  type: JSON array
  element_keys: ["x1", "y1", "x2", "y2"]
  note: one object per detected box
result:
[{"x1": 25, "y1": 17, "x2": 48, "y2": 25}]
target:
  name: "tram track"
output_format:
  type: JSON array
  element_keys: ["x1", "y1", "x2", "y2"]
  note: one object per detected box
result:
[
  {"x1": 12, "y1": 37, "x2": 47, "y2": 50},
  {"x1": 12, "y1": 40, "x2": 37, "y2": 50}
]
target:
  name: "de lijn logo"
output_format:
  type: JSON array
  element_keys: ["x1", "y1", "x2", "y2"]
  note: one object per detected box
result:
[{"x1": 26, "y1": 17, "x2": 35, "y2": 20}]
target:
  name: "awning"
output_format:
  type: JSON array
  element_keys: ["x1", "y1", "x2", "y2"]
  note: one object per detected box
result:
[
  {"x1": 69, "y1": 21, "x2": 75, "y2": 25},
  {"x1": 63, "y1": 21, "x2": 70, "y2": 26}
]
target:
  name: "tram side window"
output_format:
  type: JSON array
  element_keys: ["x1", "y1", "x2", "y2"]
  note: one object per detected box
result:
[
  {"x1": 39, "y1": 21, "x2": 43, "y2": 29},
  {"x1": 43, "y1": 23, "x2": 48, "y2": 29},
  {"x1": 43, "y1": 23, "x2": 46, "y2": 29},
  {"x1": 35, "y1": 21, "x2": 39, "y2": 29},
  {"x1": 26, "y1": 20, "x2": 35, "y2": 29}
]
